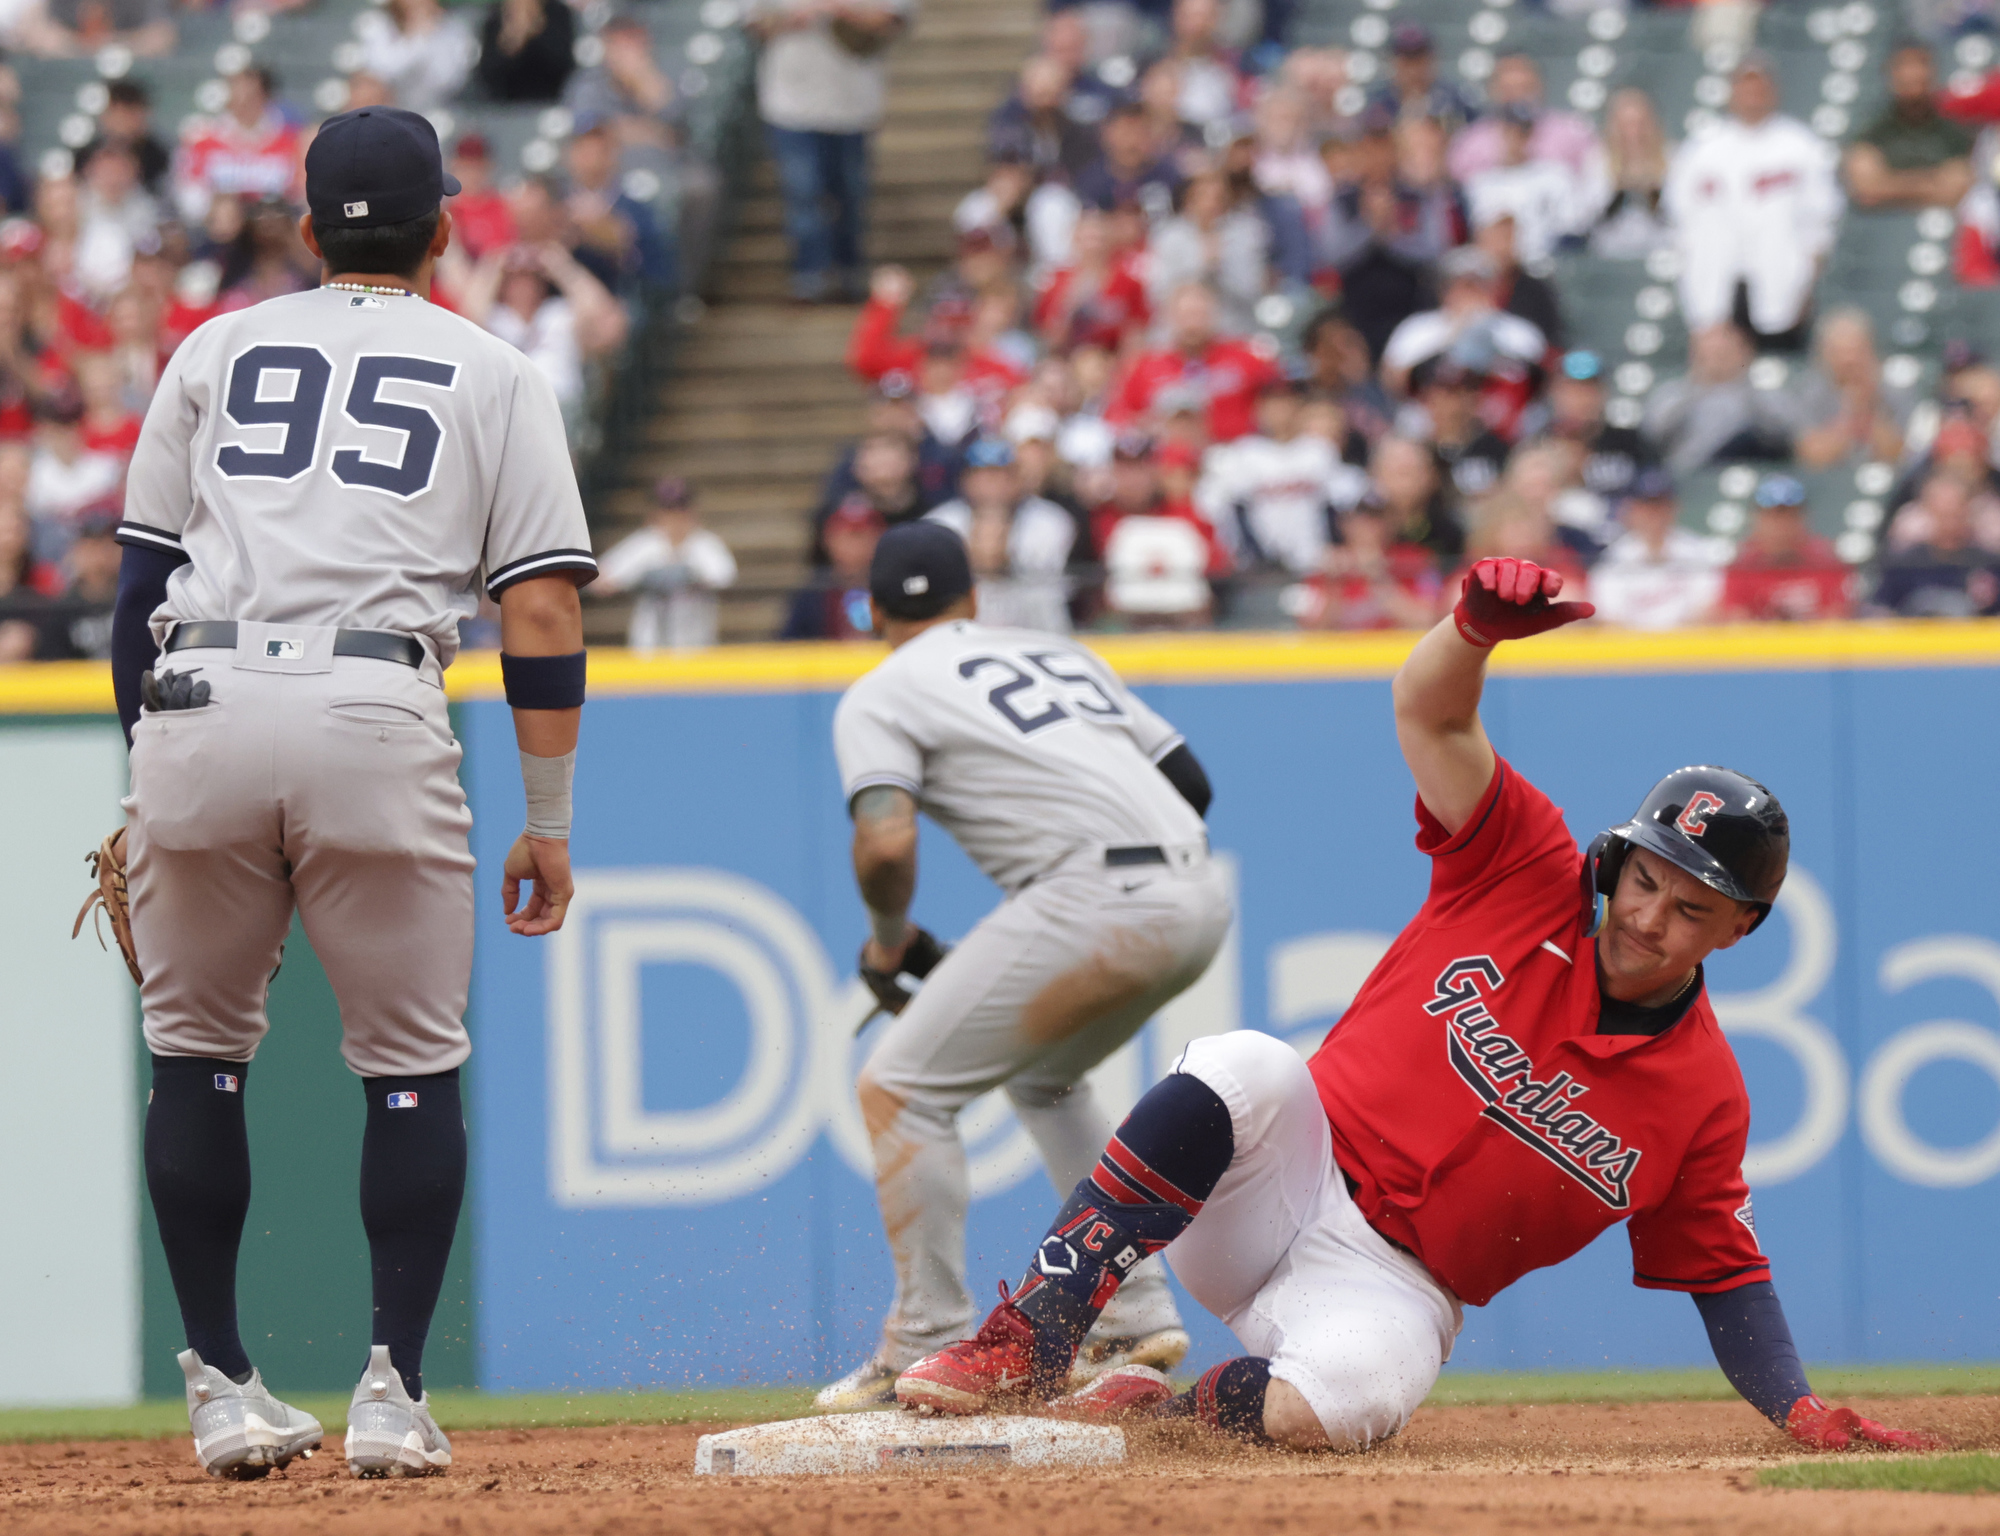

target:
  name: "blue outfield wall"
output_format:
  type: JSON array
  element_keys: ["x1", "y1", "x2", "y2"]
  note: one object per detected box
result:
[{"x1": 460, "y1": 663, "x2": 2000, "y2": 1392}]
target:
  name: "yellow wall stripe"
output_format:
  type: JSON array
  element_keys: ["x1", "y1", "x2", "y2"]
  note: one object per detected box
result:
[{"x1": 5, "y1": 621, "x2": 1999, "y2": 713}]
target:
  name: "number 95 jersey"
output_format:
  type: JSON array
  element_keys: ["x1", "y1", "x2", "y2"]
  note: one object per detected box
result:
[
  {"x1": 833, "y1": 620, "x2": 1207, "y2": 892},
  {"x1": 116, "y1": 288, "x2": 598, "y2": 664}
]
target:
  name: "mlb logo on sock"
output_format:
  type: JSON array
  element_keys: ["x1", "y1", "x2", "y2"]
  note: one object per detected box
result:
[
  {"x1": 387, "y1": 1091, "x2": 419, "y2": 1109},
  {"x1": 213, "y1": 1074, "x2": 239, "y2": 1092}
]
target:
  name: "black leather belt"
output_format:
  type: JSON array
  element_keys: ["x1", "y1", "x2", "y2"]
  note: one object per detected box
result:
[
  {"x1": 165, "y1": 621, "x2": 425, "y2": 669},
  {"x1": 1105, "y1": 845, "x2": 1168, "y2": 867}
]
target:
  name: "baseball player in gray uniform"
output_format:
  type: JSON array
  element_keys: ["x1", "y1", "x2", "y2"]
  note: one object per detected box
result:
[
  {"x1": 103, "y1": 108, "x2": 596, "y2": 1479},
  {"x1": 815, "y1": 522, "x2": 1231, "y2": 1411}
]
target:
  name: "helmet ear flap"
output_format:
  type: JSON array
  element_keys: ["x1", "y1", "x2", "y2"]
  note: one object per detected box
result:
[{"x1": 1582, "y1": 832, "x2": 1628, "y2": 937}]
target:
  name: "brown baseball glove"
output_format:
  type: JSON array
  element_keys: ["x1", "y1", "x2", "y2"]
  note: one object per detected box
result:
[{"x1": 73, "y1": 827, "x2": 141, "y2": 985}]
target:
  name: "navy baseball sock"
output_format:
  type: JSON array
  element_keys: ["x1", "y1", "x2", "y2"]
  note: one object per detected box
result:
[
  {"x1": 144, "y1": 1055, "x2": 255, "y2": 1382},
  {"x1": 1008, "y1": 1073, "x2": 1235, "y2": 1387},
  {"x1": 358, "y1": 1069, "x2": 466, "y2": 1401},
  {"x1": 1162, "y1": 1357, "x2": 1273, "y2": 1441}
]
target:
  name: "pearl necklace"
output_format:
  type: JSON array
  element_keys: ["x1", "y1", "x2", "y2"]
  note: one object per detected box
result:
[{"x1": 324, "y1": 281, "x2": 414, "y2": 297}]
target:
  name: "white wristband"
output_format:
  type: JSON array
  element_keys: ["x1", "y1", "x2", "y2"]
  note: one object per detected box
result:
[{"x1": 520, "y1": 750, "x2": 575, "y2": 840}]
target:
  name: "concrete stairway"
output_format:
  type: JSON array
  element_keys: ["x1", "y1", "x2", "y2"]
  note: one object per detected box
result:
[{"x1": 590, "y1": 0, "x2": 1036, "y2": 644}]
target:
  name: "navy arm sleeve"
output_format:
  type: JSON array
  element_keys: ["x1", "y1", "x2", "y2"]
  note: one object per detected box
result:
[
  {"x1": 111, "y1": 542, "x2": 184, "y2": 744},
  {"x1": 1692, "y1": 1280, "x2": 1812, "y2": 1426},
  {"x1": 1157, "y1": 742, "x2": 1212, "y2": 818}
]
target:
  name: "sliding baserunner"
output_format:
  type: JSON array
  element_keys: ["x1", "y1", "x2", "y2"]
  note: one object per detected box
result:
[{"x1": 895, "y1": 557, "x2": 1937, "y2": 1455}]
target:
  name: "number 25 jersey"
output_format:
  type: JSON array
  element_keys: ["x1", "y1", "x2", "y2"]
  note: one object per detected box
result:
[
  {"x1": 833, "y1": 620, "x2": 1206, "y2": 892},
  {"x1": 116, "y1": 287, "x2": 598, "y2": 665}
]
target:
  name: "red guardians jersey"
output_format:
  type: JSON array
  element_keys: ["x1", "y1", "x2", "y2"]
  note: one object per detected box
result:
[{"x1": 1308, "y1": 757, "x2": 1770, "y2": 1307}]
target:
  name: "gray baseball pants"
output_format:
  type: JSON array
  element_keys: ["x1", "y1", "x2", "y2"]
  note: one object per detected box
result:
[
  {"x1": 125, "y1": 629, "x2": 475, "y2": 1076},
  {"x1": 859, "y1": 844, "x2": 1232, "y2": 1366}
]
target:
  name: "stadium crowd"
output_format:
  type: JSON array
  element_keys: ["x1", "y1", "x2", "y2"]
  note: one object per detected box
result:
[
  {"x1": 774, "y1": 3, "x2": 2000, "y2": 640},
  {"x1": 0, "y1": 4, "x2": 708, "y2": 661}
]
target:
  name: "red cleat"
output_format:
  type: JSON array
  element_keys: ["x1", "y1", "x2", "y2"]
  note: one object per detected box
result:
[
  {"x1": 896, "y1": 1300, "x2": 1039, "y2": 1416},
  {"x1": 1051, "y1": 1365, "x2": 1173, "y2": 1422}
]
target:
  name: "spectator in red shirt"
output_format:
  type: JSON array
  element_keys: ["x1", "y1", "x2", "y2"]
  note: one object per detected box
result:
[
  {"x1": 1293, "y1": 499, "x2": 1440, "y2": 630},
  {"x1": 1089, "y1": 430, "x2": 1228, "y2": 578},
  {"x1": 448, "y1": 134, "x2": 517, "y2": 260},
  {"x1": 74, "y1": 349, "x2": 139, "y2": 458},
  {"x1": 1108, "y1": 283, "x2": 1279, "y2": 444},
  {"x1": 1717, "y1": 474, "x2": 1854, "y2": 622},
  {"x1": 1033, "y1": 209, "x2": 1150, "y2": 353},
  {"x1": 849, "y1": 266, "x2": 1030, "y2": 424},
  {"x1": 172, "y1": 66, "x2": 302, "y2": 226}
]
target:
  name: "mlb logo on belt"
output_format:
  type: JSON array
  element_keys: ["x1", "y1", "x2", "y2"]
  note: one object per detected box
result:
[
  {"x1": 387, "y1": 1091, "x2": 420, "y2": 1109},
  {"x1": 213, "y1": 1073, "x2": 239, "y2": 1093},
  {"x1": 265, "y1": 638, "x2": 303, "y2": 659}
]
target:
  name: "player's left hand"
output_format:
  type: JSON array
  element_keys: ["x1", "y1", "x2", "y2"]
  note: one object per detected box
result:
[
  {"x1": 1785, "y1": 1394, "x2": 1944, "y2": 1452},
  {"x1": 858, "y1": 926, "x2": 949, "y2": 1016},
  {"x1": 503, "y1": 833, "x2": 573, "y2": 936},
  {"x1": 1453, "y1": 557, "x2": 1595, "y2": 648}
]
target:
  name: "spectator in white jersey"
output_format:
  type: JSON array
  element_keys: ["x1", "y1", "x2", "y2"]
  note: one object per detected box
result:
[
  {"x1": 593, "y1": 477, "x2": 738, "y2": 651},
  {"x1": 355, "y1": 0, "x2": 478, "y2": 112},
  {"x1": 1664, "y1": 55, "x2": 1842, "y2": 351},
  {"x1": 924, "y1": 437, "x2": 1075, "y2": 633},
  {"x1": 1380, "y1": 245, "x2": 1545, "y2": 398},
  {"x1": 458, "y1": 243, "x2": 628, "y2": 436},
  {"x1": 1196, "y1": 372, "x2": 1366, "y2": 575},
  {"x1": 1586, "y1": 466, "x2": 1730, "y2": 630},
  {"x1": 26, "y1": 389, "x2": 121, "y2": 565},
  {"x1": 1465, "y1": 102, "x2": 1589, "y2": 266}
]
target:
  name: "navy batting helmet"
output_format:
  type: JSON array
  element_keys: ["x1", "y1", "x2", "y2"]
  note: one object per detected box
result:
[{"x1": 1582, "y1": 766, "x2": 1789, "y2": 935}]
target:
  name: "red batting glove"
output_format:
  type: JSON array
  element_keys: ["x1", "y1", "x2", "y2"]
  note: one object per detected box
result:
[
  {"x1": 1451, "y1": 557, "x2": 1596, "y2": 648},
  {"x1": 1785, "y1": 1395, "x2": 1944, "y2": 1452}
]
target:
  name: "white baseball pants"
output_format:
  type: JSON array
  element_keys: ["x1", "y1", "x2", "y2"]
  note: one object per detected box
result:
[
  {"x1": 861, "y1": 846, "x2": 1232, "y2": 1366},
  {"x1": 126, "y1": 633, "x2": 475, "y2": 1078},
  {"x1": 1167, "y1": 1030, "x2": 1464, "y2": 1449}
]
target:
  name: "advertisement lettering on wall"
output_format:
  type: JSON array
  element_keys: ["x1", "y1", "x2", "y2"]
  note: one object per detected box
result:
[{"x1": 465, "y1": 662, "x2": 2000, "y2": 1390}]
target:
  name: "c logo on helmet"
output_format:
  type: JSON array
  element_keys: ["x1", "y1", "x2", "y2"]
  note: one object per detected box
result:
[{"x1": 1676, "y1": 791, "x2": 1727, "y2": 837}]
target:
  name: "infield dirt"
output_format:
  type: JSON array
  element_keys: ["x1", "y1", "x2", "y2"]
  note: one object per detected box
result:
[{"x1": 6, "y1": 1395, "x2": 1997, "y2": 1535}]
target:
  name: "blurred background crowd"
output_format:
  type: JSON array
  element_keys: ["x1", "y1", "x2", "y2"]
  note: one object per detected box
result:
[
  {"x1": 0, "y1": 0, "x2": 719, "y2": 660},
  {"x1": 751, "y1": 0, "x2": 2000, "y2": 641},
  {"x1": 1, "y1": 0, "x2": 2000, "y2": 657}
]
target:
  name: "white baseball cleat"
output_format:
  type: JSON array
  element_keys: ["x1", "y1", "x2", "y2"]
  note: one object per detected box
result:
[
  {"x1": 1069, "y1": 1326, "x2": 1190, "y2": 1389},
  {"x1": 178, "y1": 1348, "x2": 323, "y2": 1481},
  {"x1": 812, "y1": 1354, "x2": 902, "y2": 1413},
  {"x1": 343, "y1": 1345, "x2": 452, "y2": 1478}
]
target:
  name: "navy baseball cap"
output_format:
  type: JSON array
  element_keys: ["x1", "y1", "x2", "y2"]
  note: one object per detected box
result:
[
  {"x1": 870, "y1": 521, "x2": 973, "y2": 620},
  {"x1": 305, "y1": 107, "x2": 461, "y2": 230}
]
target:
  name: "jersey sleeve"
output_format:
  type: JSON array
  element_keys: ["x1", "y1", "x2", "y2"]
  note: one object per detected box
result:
[
  {"x1": 481, "y1": 355, "x2": 599, "y2": 596},
  {"x1": 1413, "y1": 755, "x2": 1580, "y2": 921},
  {"x1": 1628, "y1": 1089, "x2": 1771, "y2": 1294},
  {"x1": 117, "y1": 340, "x2": 198, "y2": 558},
  {"x1": 833, "y1": 676, "x2": 924, "y2": 803}
]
